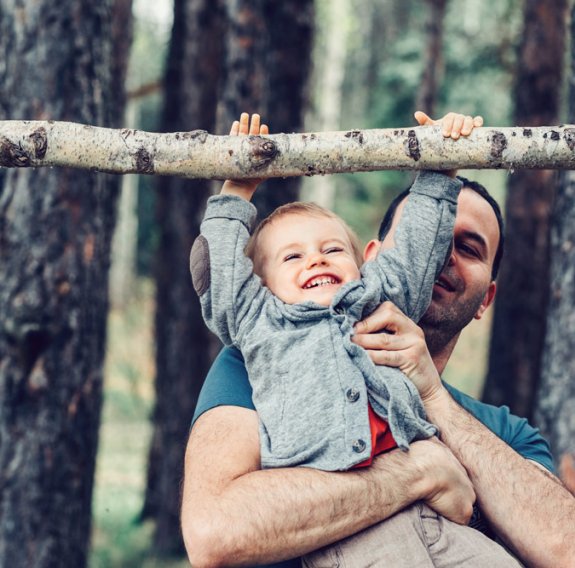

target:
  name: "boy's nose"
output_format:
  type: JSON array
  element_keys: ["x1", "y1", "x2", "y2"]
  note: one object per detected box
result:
[{"x1": 306, "y1": 252, "x2": 327, "y2": 269}]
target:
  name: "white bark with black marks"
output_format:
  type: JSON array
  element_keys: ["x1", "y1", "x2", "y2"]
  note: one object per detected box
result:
[{"x1": 2, "y1": 121, "x2": 575, "y2": 179}]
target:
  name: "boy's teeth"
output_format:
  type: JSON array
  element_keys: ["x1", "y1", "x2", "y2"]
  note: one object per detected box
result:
[{"x1": 305, "y1": 277, "x2": 336, "y2": 289}]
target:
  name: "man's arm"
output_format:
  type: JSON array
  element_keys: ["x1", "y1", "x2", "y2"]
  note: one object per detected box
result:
[
  {"x1": 181, "y1": 405, "x2": 475, "y2": 567},
  {"x1": 426, "y1": 391, "x2": 574, "y2": 567},
  {"x1": 354, "y1": 302, "x2": 575, "y2": 568}
]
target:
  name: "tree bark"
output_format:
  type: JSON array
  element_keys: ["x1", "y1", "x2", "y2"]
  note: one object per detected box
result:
[
  {"x1": 535, "y1": 2, "x2": 575, "y2": 493},
  {"x1": 416, "y1": 0, "x2": 447, "y2": 116},
  {"x1": 218, "y1": 0, "x2": 314, "y2": 219},
  {"x1": 0, "y1": 0, "x2": 130, "y2": 566},
  {"x1": 141, "y1": 0, "x2": 225, "y2": 555},
  {"x1": 484, "y1": 0, "x2": 567, "y2": 419},
  {"x1": 2, "y1": 122, "x2": 575, "y2": 177}
]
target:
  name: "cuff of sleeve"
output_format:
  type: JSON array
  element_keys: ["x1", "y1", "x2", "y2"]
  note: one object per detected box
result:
[
  {"x1": 204, "y1": 194, "x2": 258, "y2": 230},
  {"x1": 409, "y1": 171, "x2": 463, "y2": 203}
]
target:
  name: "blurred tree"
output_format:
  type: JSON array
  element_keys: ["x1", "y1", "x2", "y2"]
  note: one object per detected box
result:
[
  {"x1": 0, "y1": 0, "x2": 131, "y2": 566},
  {"x1": 217, "y1": 0, "x2": 314, "y2": 219},
  {"x1": 304, "y1": 0, "x2": 350, "y2": 209},
  {"x1": 142, "y1": 0, "x2": 225, "y2": 556},
  {"x1": 416, "y1": 0, "x2": 448, "y2": 116},
  {"x1": 484, "y1": 0, "x2": 568, "y2": 419},
  {"x1": 536, "y1": 1, "x2": 575, "y2": 493}
]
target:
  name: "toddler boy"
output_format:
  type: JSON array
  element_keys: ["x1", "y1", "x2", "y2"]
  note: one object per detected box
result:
[{"x1": 192, "y1": 113, "x2": 466, "y2": 470}]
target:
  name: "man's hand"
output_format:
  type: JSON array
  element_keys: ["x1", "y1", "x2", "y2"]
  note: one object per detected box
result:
[
  {"x1": 353, "y1": 301, "x2": 443, "y2": 403},
  {"x1": 395, "y1": 437, "x2": 476, "y2": 525},
  {"x1": 221, "y1": 112, "x2": 270, "y2": 200}
]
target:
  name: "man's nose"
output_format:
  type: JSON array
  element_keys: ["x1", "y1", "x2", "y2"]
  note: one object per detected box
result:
[{"x1": 447, "y1": 241, "x2": 456, "y2": 266}]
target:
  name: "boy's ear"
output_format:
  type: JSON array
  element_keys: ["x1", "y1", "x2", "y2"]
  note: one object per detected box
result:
[{"x1": 363, "y1": 239, "x2": 381, "y2": 262}]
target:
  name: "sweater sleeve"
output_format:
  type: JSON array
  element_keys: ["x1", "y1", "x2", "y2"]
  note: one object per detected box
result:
[
  {"x1": 190, "y1": 194, "x2": 267, "y2": 345},
  {"x1": 362, "y1": 171, "x2": 462, "y2": 321}
]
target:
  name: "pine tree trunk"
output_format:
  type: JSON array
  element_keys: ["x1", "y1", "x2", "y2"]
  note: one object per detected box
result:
[
  {"x1": 416, "y1": 0, "x2": 447, "y2": 116},
  {"x1": 218, "y1": 0, "x2": 314, "y2": 219},
  {"x1": 484, "y1": 0, "x2": 567, "y2": 419},
  {"x1": 0, "y1": 0, "x2": 130, "y2": 565},
  {"x1": 535, "y1": 3, "x2": 575, "y2": 493},
  {"x1": 142, "y1": 0, "x2": 225, "y2": 555}
]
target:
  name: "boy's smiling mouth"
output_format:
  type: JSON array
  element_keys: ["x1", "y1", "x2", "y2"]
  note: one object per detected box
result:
[{"x1": 302, "y1": 274, "x2": 341, "y2": 289}]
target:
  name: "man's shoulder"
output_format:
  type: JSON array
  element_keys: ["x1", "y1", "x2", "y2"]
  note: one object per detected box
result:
[
  {"x1": 192, "y1": 346, "x2": 255, "y2": 426},
  {"x1": 443, "y1": 382, "x2": 555, "y2": 473}
]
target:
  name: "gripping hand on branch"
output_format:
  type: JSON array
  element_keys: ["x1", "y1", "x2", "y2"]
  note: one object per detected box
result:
[
  {"x1": 414, "y1": 110, "x2": 483, "y2": 177},
  {"x1": 221, "y1": 113, "x2": 270, "y2": 201},
  {"x1": 414, "y1": 110, "x2": 483, "y2": 140}
]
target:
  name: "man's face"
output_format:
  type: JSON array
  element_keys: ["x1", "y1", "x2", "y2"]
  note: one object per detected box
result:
[{"x1": 366, "y1": 187, "x2": 499, "y2": 353}]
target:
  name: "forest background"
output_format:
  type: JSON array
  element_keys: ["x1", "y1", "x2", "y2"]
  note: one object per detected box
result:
[{"x1": 1, "y1": 0, "x2": 575, "y2": 566}]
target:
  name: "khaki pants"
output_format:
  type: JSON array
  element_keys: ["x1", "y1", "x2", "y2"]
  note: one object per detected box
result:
[{"x1": 303, "y1": 503, "x2": 523, "y2": 568}]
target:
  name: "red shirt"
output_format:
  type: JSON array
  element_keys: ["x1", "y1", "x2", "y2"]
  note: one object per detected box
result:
[{"x1": 353, "y1": 403, "x2": 397, "y2": 468}]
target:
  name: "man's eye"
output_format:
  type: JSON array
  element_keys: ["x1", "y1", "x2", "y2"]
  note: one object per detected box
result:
[{"x1": 458, "y1": 243, "x2": 478, "y2": 257}]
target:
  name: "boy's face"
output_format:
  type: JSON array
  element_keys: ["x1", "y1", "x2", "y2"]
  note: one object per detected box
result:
[{"x1": 257, "y1": 212, "x2": 361, "y2": 306}]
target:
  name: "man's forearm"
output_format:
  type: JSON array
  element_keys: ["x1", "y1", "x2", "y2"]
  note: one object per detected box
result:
[
  {"x1": 182, "y1": 407, "x2": 419, "y2": 566},
  {"x1": 426, "y1": 389, "x2": 575, "y2": 568},
  {"x1": 182, "y1": 406, "x2": 472, "y2": 567}
]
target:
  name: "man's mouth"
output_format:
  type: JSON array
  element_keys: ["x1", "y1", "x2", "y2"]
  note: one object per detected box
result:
[
  {"x1": 303, "y1": 275, "x2": 340, "y2": 289},
  {"x1": 434, "y1": 276, "x2": 455, "y2": 292}
]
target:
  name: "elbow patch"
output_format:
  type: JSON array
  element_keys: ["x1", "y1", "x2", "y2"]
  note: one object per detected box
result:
[{"x1": 190, "y1": 235, "x2": 210, "y2": 296}]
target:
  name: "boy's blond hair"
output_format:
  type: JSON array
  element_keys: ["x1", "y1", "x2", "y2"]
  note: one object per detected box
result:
[{"x1": 246, "y1": 202, "x2": 364, "y2": 276}]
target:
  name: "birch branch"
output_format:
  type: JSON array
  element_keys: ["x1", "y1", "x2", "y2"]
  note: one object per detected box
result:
[{"x1": 1, "y1": 120, "x2": 575, "y2": 180}]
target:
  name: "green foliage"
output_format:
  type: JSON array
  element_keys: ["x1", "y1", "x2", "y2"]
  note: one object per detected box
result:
[{"x1": 314, "y1": 0, "x2": 520, "y2": 242}]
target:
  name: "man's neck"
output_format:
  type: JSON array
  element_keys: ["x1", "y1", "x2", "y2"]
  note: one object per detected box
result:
[{"x1": 430, "y1": 333, "x2": 460, "y2": 375}]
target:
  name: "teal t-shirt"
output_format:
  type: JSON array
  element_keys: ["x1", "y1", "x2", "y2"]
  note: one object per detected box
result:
[{"x1": 192, "y1": 346, "x2": 555, "y2": 568}]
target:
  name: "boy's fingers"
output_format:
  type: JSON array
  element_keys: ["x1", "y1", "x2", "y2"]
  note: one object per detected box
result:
[
  {"x1": 441, "y1": 113, "x2": 455, "y2": 137},
  {"x1": 450, "y1": 115, "x2": 464, "y2": 139},
  {"x1": 414, "y1": 110, "x2": 433, "y2": 126},
  {"x1": 460, "y1": 115, "x2": 474, "y2": 136},
  {"x1": 260, "y1": 124, "x2": 270, "y2": 135},
  {"x1": 229, "y1": 121, "x2": 240, "y2": 136},
  {"x1": 249, "y1": 114, "x2": 261, "y2": 135},
  {"x1": 473, "y1": 115, "x2": 484, "y2": 127},
  {"x1": 239, "y1": 112, "x2": 250, "y2": 134}
]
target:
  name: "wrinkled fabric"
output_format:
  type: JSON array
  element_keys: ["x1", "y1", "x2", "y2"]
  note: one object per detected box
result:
[{"x1": 192, "y1": 172, "x2": 461, "y2": 470}]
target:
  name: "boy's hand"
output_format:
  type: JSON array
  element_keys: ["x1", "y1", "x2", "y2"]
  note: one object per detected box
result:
[
  {"x1": 221, "y1": 113, "x2": 270, "y2": 201},
  {"x1": 414, "y1": 111, "x2": 483, "y2": 177},
  {"x1": 414, "y1": 111, "x2": 483, "y2": 140}
]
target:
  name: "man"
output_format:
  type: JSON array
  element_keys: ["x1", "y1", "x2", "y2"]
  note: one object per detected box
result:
[{"x1": 181, "y1": 153, "x2": 575, "y2": 567}]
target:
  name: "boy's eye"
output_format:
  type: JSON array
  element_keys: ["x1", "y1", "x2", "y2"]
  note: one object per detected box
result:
[
  {"x1": 324, "y1": 247, "x2": 343, "y2": 254},
  {"x1": 283, "y1": 253, "x2": 301, "y2": 262}
]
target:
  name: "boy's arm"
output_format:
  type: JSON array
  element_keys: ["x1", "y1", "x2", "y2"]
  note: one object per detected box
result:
[
  {"x1": 364, "y1": 171, "x2": 461, "y2": 320},
  {"x1": 220, "y1": 113, "x2": 269, "y2": 201},
  {"x1": 190, "y1": 114, "x2": 269, "y2": 344},
  {"x1": 364, "y1": 112, "x2": 481, "y2": 321}
]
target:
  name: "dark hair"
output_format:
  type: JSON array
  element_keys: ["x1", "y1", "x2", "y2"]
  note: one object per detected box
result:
[{"x1": 377, "y1": 176, "x2": 505, "y2": 280}]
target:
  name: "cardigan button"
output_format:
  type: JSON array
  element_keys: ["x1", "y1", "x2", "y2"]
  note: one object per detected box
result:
[
  {"x1": 346, "y1": 388, "x2": 360, "y2": 402},
  {"x1": 352, "y1": 439, "x2": 366, "y2": 453}
]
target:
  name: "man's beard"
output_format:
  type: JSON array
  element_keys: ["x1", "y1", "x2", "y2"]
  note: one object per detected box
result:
[{"x1": 419, "y1": 287, "x2": 488, "y2": 357}]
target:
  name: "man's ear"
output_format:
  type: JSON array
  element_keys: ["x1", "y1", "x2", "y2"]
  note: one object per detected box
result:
[
  {"x1": 363, "y1": 239, "x2": 381, "y2": 262},
  {"x1": 474, "y1": 282, "x2": 496, "y2": 320}
]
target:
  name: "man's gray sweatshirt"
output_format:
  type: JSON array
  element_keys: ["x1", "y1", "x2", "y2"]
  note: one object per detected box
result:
[{"x1": 191, "y1": 171, "x2": 462, "y2": 471}]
